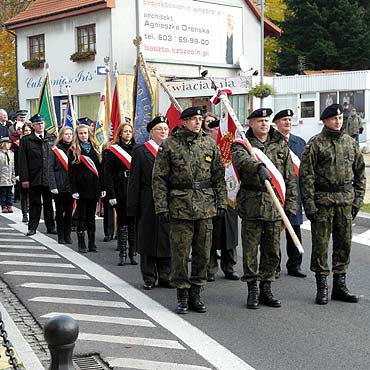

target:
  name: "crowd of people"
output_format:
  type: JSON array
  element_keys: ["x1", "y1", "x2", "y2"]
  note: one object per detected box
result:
[{"x1": 0, "y1": 102, "x2": 366, "y2": 314}]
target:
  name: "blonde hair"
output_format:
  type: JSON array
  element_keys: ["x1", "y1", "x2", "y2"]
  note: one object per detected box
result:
[
  {"x1": 53, "y1": 126, "x2": 74, "y2": 148},
  {"x1": 0, "y1": 142, "x2": 10, "y2": 150},
  {"x1": 112, "y1": 123, "x2": 134, "y2": 145},
  {"x1": 71, "y1": 124, "x2": 102, "y2": 164}
]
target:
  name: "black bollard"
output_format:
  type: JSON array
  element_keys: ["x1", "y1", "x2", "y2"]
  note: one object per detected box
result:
[{"x1": 44, "y1": 315, "x2": 79, "y2": 370}]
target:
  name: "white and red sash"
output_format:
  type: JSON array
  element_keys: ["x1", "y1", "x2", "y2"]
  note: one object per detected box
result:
[
  {"x1": 108, "y1": 144, "x2": 132, "y2": 169},
  {"x1": 234, "y1": 139, "x2": 286, "y2": 205},
  {"x1": 52, "y1": 147, "x2": 68, "y2": 172},
  {"x1": 80, "y1": 155, "x2": 99, "y2": 177},
  {"x1": 144, "y1": 139, "x2": 159, "y2": 158},
  {"x1": 289, "y1": 149, "x2": 300, "y2": 177}
]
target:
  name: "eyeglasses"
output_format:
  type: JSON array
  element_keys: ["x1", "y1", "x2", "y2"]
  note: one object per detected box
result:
[{"x1": 153, "y1": 127, "x2": 169, "y2": 132}]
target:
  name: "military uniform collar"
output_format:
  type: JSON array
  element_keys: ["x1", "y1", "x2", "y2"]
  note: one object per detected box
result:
[{"x1": 322, "y1": 125, "x2": 343, "y2": 139}]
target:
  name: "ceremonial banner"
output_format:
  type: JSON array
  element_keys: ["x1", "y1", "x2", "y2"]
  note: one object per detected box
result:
[
  {"x1": 95, "y1": 84, "x2": 107, "y2": 146},
  {"x1": 38, "y1": 72, "x2": 58, "y2": 134},
  {"x1": 63, "y1": 88, "x2": 77, "y2": 130},
  {"x1": 94, "y1": 120, "x2": 105, "y2": 147},
  {"x1": 110, "y1": 83, "x2": 121, "y2": 139}
]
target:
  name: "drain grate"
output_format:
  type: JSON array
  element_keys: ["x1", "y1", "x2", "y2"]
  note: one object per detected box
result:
[{"x1": 73, "y1": 354, "x2": 111, "y2": 370}]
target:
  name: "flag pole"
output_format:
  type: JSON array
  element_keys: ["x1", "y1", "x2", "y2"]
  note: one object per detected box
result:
[
  {"x1": 213, "y1": 88, "x2": 304, "y2": 255},
  {"x1": 65, "y1": 85, "x2": 76, "y2": 130},
  {"x1": 104, "y1": 59, "x2": 111, "y2": 135}
]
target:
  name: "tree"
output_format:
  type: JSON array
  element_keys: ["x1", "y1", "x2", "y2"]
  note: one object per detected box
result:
[{"x1": 276, "y1": 0, "x2": 370, "y2": 74}]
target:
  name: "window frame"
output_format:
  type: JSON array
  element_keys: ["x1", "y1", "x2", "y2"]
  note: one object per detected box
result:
[
  {"x1": 77, "y1": 24, "x2": 96, "y2": 53},
  {"x1": 29, "y1": 34, "x2": 45, "y2": 61}
]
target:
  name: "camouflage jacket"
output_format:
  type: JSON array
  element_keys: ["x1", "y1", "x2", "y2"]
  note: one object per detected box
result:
[
  {"x1": 152, "y1": 126, "x2": 227, "y2": 220},
  {"x1": 299, "y1": 126, "x2": 366, "y2": 214},
  {"x1": 345, "y1": 114, "x2": 363, "y2": 136},
  {"x1": 231, "y1": 127, "x2": 297, "y2": 221}
]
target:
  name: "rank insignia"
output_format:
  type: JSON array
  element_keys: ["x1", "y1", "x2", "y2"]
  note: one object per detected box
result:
[
  {"x1": 205, "y1": 155, "x2": 213, "y2": 162},
  {"x1": 277, "y1": 152, "x2": 284, "y2": 159}
]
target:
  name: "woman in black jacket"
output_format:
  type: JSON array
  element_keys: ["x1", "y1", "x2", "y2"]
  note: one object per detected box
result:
[
  {"x1": 104, "y1": 123, "x2": 137, "y2": 266},
  {"x1": 49, "y1": 126, "x2": 74, "y2": 244},
  {"x1": 69, "y1": 122, "x2": 105, "y2": 253}
]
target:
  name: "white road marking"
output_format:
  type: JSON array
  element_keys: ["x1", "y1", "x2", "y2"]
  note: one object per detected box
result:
[
  {"x1": 0, "y1": 238, "x2": 36, "y2": 242},
  {"x1": 79, "y1": 333, "x2": 185, "y2": 349},
  {"x1": 29, "y1": 297, "x2": 130, "y2": 308},
  {"x1": 42, "y1": 312, "x2": 155, "y2": 327},
  {"x1": 106, "y1": 357, "x2": 213, "y2": 370},
  {"x1": 20, "y1": 283, "x2": 109, "y2": 293},
  {"x1": 0, "y1": 232, "x2": 24, "y2": 235},
  {"x1": 0, "y1": 245, "x2": 46, "y2": 250},
  {"x1": 0, "y1": 227, "x2": 14, "y2": 230},
  {"x1": 358, "y1": 229, "x2": 370, "y2": 239},
  {"x1": 0, "y1": 252, "x2": 59, "y2": 258},
  {"x1": 0, "y1": 261, "x2": 75, "y2": 268},
  {"x1": 0, "y1": 303, "x2": 44, "y2": 370},
  {"x1": 5, "y1": 271, "x2": 90, "y2": 280}
]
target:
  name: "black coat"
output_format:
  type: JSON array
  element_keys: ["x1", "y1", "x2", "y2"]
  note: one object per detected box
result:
[
  {"x1": 127, "y1": 143, "x2": 171, "y2": 257},
  {"x1": 104, "y1": 141, "x2": 134, "y2": 210},
  {"x1": 18, "y1": 131, "x2": 55, "y2": 188},
  {"x1": 68, "y1": 144, "x2": 104, "y2": 199},
  {"x1": 212, "y1": 205, "x2": 238, "y2": 250},
  {"x1": 48, "y1": 142, "x2": 71, "y2": 193}
]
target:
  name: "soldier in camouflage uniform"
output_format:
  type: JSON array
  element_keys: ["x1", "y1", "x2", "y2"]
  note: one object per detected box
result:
[
  {"x1": 300, "y1": 103, "x2": 366, "y2": 305},
  {"x1": 231, "y1": 108, "x2": 297, "y2": 309},
  {"x1": 152, "y1": 106, "x2": 227, "y2": 314}
]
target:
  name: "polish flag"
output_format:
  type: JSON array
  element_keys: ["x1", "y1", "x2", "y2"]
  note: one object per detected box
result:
[{"x1": 158, "y1": 84, "x2": 181, "y2": 134}]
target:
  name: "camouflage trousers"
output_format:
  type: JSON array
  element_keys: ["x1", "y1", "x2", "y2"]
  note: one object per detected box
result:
[
  {"x1": 311, "y1": 205, "x2": 352, "y2": 275},
  {"x1": 241, "y1": 219, "x2": 281, "y2": 282},
  {"x1": 169, "y1": 218, "x2": 213, "y2": 289}
]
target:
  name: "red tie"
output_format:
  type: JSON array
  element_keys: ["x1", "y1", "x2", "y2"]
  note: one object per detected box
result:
[{"x1": 284, "y1": 136, "x2": 288, "y2": 143}]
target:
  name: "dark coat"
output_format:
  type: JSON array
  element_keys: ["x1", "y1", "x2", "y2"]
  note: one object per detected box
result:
[
  {"x1": 68, "y1": 144, "x2": 104, "y2": 199},
  {"x1": 212, "y1": 205, "x2": 238, "y2": 250},
  {"x1": 48, "y1": 142, "x2": 71, "y2": 193},
  {"x1": 288, "y1": 133, "x2": 306, "y2": 225},
  {"x1": 127, "y1": 143, "x2": 171, "y2": 258},
  {"x1": 18, "y1": 130, "x2": 55, "y2": 188},
  {"x1": 104, "y1": 141, "x2": 134, "y2": 211}
]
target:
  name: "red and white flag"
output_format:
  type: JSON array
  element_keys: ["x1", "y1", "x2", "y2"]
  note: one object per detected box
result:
[{"x1": 157, "y1": 84, "x2": 181, "y2": 134}]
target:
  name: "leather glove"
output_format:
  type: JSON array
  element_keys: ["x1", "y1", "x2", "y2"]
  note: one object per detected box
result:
[
  {"x1": 217, "y1": 208, "x2": 226, "y2": 218},
  {"x1": 72, "y1": 193, "x2": 79, "y2": 199},
  {"x1": 158, "y1": 212, "x2": 170, "y2": 224},
  {"x1": 352, "y1": 206, "x2": 359, "y2": 220},
  {"x1": 22, "y1": 181, "x2": 29, "y2": 189},
  {"x1": 101, "y1": 191, "x2": 106, "y2": 198},
  {"x1": 359, "y1": 127, "x2": 364, "y2": 134},
  {"x1": 257, "y1": 165, "x2": 271, "y2": 185},
  {"x1": 306, "y1": 213, "x2": 316, "y2": 222},
  {"x1": 285, "y1": 210, "x2": 295, "y2": 223},
  {"x1": 50, "y1": 188, "x2": 58, "y2": 194},
  {"x1": 15, "y1": 176, "x2": 19, "y2": 181},
  {"x1": 109, "y1": 198, "x2": 117, "y2": 206}
]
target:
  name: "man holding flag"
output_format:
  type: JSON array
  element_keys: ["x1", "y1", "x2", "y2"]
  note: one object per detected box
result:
[
  {"x1": 231, "y1": 108, "x2": 297, "y2": 309},
  {"x1": 273, "y1": 109, "x2": 307, "y2": 278}
]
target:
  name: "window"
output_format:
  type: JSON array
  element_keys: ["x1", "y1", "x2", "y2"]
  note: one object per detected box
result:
[
  {"x1": 77, "y1": 25, "x2": 96, "y2": 53},
  {"x1": 301, "y1": 101, "x2": 315, "y2": 118},
  {"x1": 29, "y1": 34, "x2": 45, "y2": 60}
]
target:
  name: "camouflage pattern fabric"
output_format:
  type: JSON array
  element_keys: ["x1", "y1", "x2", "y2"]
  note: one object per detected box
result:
[
  {"x1": 152, "y1": 126, "x2": 227, "y2": 220},
  {"x1": 170, "y1": 218, "x2": 213, "y2": 289}
]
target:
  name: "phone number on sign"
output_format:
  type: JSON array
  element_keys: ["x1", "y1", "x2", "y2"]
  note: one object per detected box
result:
[{"x1": 158, "y1": 34, "x2": 209, "y2": 45}]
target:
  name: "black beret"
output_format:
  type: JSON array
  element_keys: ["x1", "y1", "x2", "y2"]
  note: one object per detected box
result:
[
  {"x1": 247, "y1": 108, "x2": 273, "y2": 120},
  {"x1": 0, "y1": 136, "x2": 11, "y2": 144},
  {"x1": 146, "y1": 115, "x2": 168, "y2": 132},
  {"x1": 180, "y1": 106, "x2": 204, "y2": 120},
  {"x1": 77, "y1": 117, "x2": 93, "y2": 126},
  {"x1": 207, "y1": 119, "x2": 220, "y2": 129},
  {"x1": 272, "y1": 109, "x2": 294, "y2": 122},
  {"x1": 30, "y1": 113, "x2": 45, "y2": 124},
  {"x1": 16, "y1": 110, "x2": 28, "y2": 117},
  {"x1": 320, "y1": 104, "x2": 343, "y2": 120}
]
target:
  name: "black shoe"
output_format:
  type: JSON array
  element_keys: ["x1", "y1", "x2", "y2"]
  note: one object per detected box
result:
[
  {"x1": 58, "y1": 238, "x2": 65, "y2": 244},
  {"x1": 103, "y1": 235, "x2": 110, "y2": 242},
  {"x1": 288, "y1": 269, "x2": 307, "y2": 278},
  {"x1": 158, "y1": 279, "x2": 174, "y2": 289},
  {"x1": 275, "y1": 271, "x2": 280, "y2": 279},
  {"x1": 143, "y1": 282, "x2": 154, "y2": 290},
  {"x1": 224, "y1": 271, "x2": 240, "y2": 280},
  {"x1": 47, "y1": 229, "x2": 57, "y2": 235},
  {"x1": 206, "y1": 273, "x2": 215, "y2": 282},
  {"x1": 26, "y1": 230, "x2": 36, "y2": 236}
]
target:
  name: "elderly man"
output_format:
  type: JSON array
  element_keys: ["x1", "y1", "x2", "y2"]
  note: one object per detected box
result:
[
  {"x1": 18, "y1": 114, "x2": 56, "y2": 236},
  {"x1": 232, "y1": 108, "x2": 297, "y2": 309},
  {"x1": 152, "y1": 106, "x2": 227, "y2": 314},
  {"x1": 0, "y1": 109, "x2": 12, "y2": 137},
  {"x1": 300, "y1": 104, "x2": 366, "y2": 305}
]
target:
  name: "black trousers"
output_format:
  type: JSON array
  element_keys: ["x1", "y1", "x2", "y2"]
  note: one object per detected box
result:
[
  {"x1": 28, "y1": 185, "x2": 55, "y2": 232},
  {"x1": 140, "y1": 255, "x2": 171, "y2": 285},
  {"x1": 54, "y1": 192, "x2": 73, "y2": 232},
  {"x1": 76, "y1": 198, "x2": 98, "y2": 232},
  {"x1": 277, "y1": 224, "x2": 303, "y2": 272},
  {"x1": 103, "y1": 197, "x2": 114, "y2": 237}
]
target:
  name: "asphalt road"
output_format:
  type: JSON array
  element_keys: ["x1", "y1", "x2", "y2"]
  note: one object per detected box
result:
[{"x1": 1, "y1": 208, "x2": 370, "y2": 370}]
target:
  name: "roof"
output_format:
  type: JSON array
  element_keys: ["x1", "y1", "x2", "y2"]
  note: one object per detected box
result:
[
  {"x1": 5, "y1": 0, "x2": 115, "y2": 30},
  {"x1": 303, "y1": 70, "x2": 349, "y2": 75}
]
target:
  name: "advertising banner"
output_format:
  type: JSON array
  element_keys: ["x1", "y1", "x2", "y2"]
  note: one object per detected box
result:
[{"x1": 139, "y1": 0, "x2": 243, "y2": 65}]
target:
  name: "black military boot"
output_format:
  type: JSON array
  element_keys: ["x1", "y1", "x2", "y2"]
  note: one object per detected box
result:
[
  {"x1": 331, "y1": 273, "x2": 359, "y2": 303},
  {"x1": 57, "y1": 224, "x2": 65, "y2": 244},
  {"x1": 77, "y1": 231, "x2": 87, "y2": 253},
  {"x1": 87, "y1": 231, "x2": 97, "y2": 252},
  {"x1": 117, "y1": 226, "x2": 127, "y2": 266},
  {"x1": 247, "y1": 280, "x2": 259, "y2": 309},
  {"x1": 315, "y1": 273, "x2": 329, "y2": 305},
  {"x1": 259, "y1": 281, "x2": 281, "y2": 307},
  {"x1": 176, "y1": 289, "x2": 189, "y2": 314},
  {"x1": 128, "y1": 221, "x2": 138, "y2": 265},
  {"x1": 64, "y1": 225, "x2": 72, "y2": 244},
  {"x1": 188, "y1": 285, "x2": 207, "y2": 313}
]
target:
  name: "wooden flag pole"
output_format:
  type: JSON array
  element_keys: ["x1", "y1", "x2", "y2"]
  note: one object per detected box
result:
[{"x1": 216, "y1": 90, "x2": 304, "y2": 255}]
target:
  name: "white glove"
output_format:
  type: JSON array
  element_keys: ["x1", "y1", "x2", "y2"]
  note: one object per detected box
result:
[
  {"x1": 72, "y1": 193, "x2": 79, "y2": 199},
  {"x1": 50, "y1": 189, "x2": 58, "y2": 194},
  {"x1": 15, "y1": 176, "x2": 19, "y2": 181},
  {"x1": 101, "y1": 191, "x2": 106, "y2": 198},
  {"x1": 109, "y1": 198, "x2": 117, "y2": 206}
]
